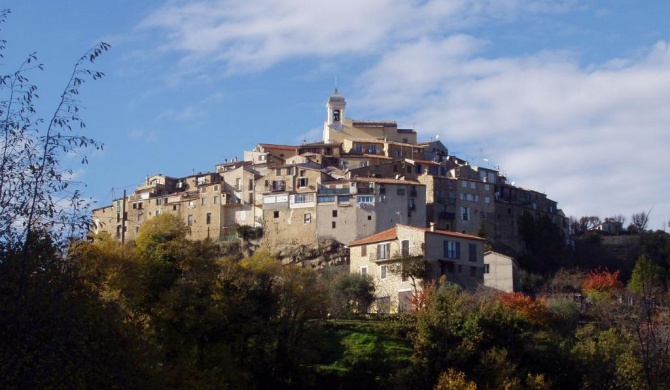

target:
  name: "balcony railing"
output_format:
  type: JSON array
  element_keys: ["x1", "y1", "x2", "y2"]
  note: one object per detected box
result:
[
  {"x1": 318, "y1": 188, "x2": 350, "y2": 195},
  {"x1": 356, "y1": 187, "x2": 375, "y2": 194}
]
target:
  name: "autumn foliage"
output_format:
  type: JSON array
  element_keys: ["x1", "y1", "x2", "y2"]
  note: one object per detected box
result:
[
  {"x1": 495, "y1": 292, "x2": 549, "y2": 325},
  {"x1": 581, "y1": 268, "x2": 623, "y2": 298}
]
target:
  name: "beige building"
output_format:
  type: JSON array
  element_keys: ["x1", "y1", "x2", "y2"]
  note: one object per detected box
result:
[
  {"x1": 93, "y1": 89, "x2": 567, "y2": 262},
  {"x1": 484, "y1": 251, "x2": 520, "y2": 293},
  {"x1": 349, "y1": 224, "x2": 485, "y2": 313},
  {"x1": 316, "y1": 177, "x2": 427, "y2": 245}
]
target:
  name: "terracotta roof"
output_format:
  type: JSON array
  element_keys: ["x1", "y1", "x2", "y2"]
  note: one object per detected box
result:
[
  {"x1": 351, "y1": 120, "x2": 397, "y2": 128},
  {"x1": 340, "y1": 153, "x2": 393, "y2": 160},
  {"x1": 259, "y1": 143, "x2": 298, "y2": 151},
  {"x1": 349, "y1": 177, "x2": 423, "y2": 185},
  {"x1": 406, "y1": 158, "x2": 440, "y2": 165},
  {"x1": 348, "y1": 224, "x2": 485, "y2": 247},
  {"x1": 348, "y1": 227, "x2": 398, "y2": 246}
]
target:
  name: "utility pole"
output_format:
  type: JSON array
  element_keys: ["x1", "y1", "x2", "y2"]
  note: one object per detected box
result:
[{"x1": 121, "y1": 189, "x2": 126, "y2": 244}]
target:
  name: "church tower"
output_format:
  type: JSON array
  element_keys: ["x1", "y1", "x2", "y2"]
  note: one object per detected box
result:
[{"x1": 323, "y1": 89, "x2": 346, "y2": 143}]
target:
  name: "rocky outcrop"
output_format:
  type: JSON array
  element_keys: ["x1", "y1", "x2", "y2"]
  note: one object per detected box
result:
[{"x1": 271, "y1": 239, "x2": 349, "y2": 269}]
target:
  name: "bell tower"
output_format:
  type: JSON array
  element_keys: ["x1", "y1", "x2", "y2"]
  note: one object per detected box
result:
[{"x1": 323, "y1": 88, "x2": 346, "y2": 143}]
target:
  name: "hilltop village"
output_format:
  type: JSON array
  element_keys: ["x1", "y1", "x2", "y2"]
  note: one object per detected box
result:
[{"x1": 93, "y1": 90, "x2": 567, "y2": 310}]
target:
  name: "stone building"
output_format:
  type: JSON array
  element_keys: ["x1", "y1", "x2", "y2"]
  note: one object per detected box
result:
[
  {"x1": 93, "y1": 89, "x2": 567, "y2": 261},
  {"x1": 348, "y1": 224, "x2": 485, "y2": 313}
]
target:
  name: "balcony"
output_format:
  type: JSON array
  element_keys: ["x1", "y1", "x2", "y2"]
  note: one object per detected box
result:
[
  {"x1": 356, "y1": 187, "x2": 375, "y2": 195},
  {"x1": 271, "y1": 181, "x2": 286, "y2": 192},
  {"x1": 439, "y1": 211, "x2": 456, "y2": 220},
  {"x1": 318, "y1": 188, "x2": 351, "y2": 195}
]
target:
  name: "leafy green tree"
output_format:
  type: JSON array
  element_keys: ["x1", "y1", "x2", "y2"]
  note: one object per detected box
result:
[
  {"x1": 572, "y1": 324, "x2": 644, "y2": 389},
  {"x1": 328, "y1": 272, "x2": 376, "y2": 317},
  {"x1": 628, "y1": 253, "x2": 664, "y2": 297}
]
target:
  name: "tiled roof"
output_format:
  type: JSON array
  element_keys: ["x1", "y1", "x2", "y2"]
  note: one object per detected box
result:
[
  {"x1": 259, "y1": 143, "x2": 298, "y2": 150},
  {"x1": 352, "y1": 120, "x2": 397, "y2": 127},
  {"x1": 348, "y1": 227, "x2": 398, "y2": 246},
  {"x1": 340, "y1": 153, "x2": 393, "y2": 160},
  {"x1": 348, "y1": 224, "x2": 485, "y2": 247},
  {"x1": 406, "y1": 158, "x2": 440, "y2": 165},
  {"x1": 349, "y1": 177, "x2": 423, "y2": 185}
]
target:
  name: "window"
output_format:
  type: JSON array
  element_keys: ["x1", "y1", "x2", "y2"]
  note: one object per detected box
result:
[
  {"x1": 332, "y1": 221, "x2": 336, "y2": 229},
  {"x1": 156, "y1": 209, "x2": 162, "y2": 216},
  {"x1": 470, "y1": 266, "x2": 476, "y2": 276},
  {"x1": 295, "y1": 194, "x2": 308, "y2": 203},
  {"x1": 397, "y1": 186, "x2": 406, "y2": 196},
  {"x1": 377, "y1": 243, "x2": 390, "y2": 260},
  {"x1": 444, "y1": 240, "x2": 461, "y2": 259},
  {"x1": 361, "y1": 266, "x2": 367, "y2": 276},
  {"x1": 468, "y1": 244, "x2": 477, "y2": 262},
  {"x1": 201, "y1": 197, "x2": 206, "y2": 205},
  {"x1": 484, "y1": 264, "x2": 490, "y2": 274},
  {"x1": 297, "y1": 177, "x2": 308, "y2": 188},
  {"x1": 379, "y1": 195, "x2": 386, "y2": 203},
  {"x1": 318, "y1": 195, "x2": 335, "y2": 203},
  {"x1": 484, "y1": 184, "x2": 490, "y2": 191},
  {"x1": 333, "y1": 109, "x2": 340, "y2": 121},
  {"x1": 408, "y1": 198, "x2": 416, "y2": 210},
  {"x1": 304, "y1": 213, "x2": 311, "y2": 223},
  {"x1": 332, "y1": 210, "x2": 338, "y2": 218},
  {"x1": 380, "y1": 265, "x2": 388, "y2": 279},
  {"x1": 187, "y1": 215, "x2": 193, "y2": 227},
  {"x1": 458, "y1": 264, "x2": 462, "y2": 273},
  {"x1": 115, "y1": 200, "x2": 121, "y2": 212},
  {"x1": 214, "y1": 185, "x2": 219, "y2": 192},
  {"x1": 248, "y1": 179, "x2": 253, "y2": 191},
  {"x1": 401, "y1": 240, "x2": 409, "y2": 256},
  {"x1": 206, "y1": 213, "x2": 212, "y2": 224},
  {"x1": 367, "y1": 215, "x2": 372, "y2": 220},
  {"x1": 357, "y1": 195, "x2": 374, "y2": 203},
  {"x1": 470, "y1": 182, "x2": 476, "y2": 189},
  {"x1": 485, "y1": 196, "x2": 490, "y2": 204},
  {"x1": 273, "y1": 211, "x2": 279, "y2": 218},
  {"x1": 214, "y1": 196, "x2": 218, "y2": 204},
  {"x1": 201, "y1": 186, "x2": 207, "y2": 193},
  {"x1": 236, "y1": 178, "x2": 242, "y2": 191},
  {"x1": 275, "y1": 168, "x2": 282, "y2": 176},
  {"x1": 461, "y1": 206, "x2": 470, "y2": 221},
  {"x1": 361, "y1": 245, "x2": 367, "y2": 256},
  {"x1": 462, "y1": 181, "x2": 467, "y2": 188},
  {"x1": 156, "y1": 198, "x2": 162, "y2": 205}
]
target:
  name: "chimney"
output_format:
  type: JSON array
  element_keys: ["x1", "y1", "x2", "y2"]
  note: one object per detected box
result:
[{"x1": 430, "y1": 222, "x2": 436, "y2": 232}]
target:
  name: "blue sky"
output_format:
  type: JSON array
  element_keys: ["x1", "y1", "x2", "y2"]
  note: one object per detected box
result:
[{"x1": 4, "y1": 0, "x2": 670, "y2": 231}]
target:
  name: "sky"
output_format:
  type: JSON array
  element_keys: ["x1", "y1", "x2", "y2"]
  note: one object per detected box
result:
[{"x1": 3, "y1": 0, "x2": 670, "y2": 231}]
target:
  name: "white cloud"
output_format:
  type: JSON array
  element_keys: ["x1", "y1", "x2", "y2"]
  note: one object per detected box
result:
[
  {"x1": 356, "y1": 36, "x2": 670, "y2": 227},
  {"x1": 132, "y1": 0, "x2": 670, "y2": 229},
  {"x1": 137, "y1": 0, "x2": 579, "y2": 78}
]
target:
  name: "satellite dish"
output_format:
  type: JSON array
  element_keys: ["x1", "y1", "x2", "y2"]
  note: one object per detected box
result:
[{"x1": 435, "y1": 135, "x2": 439, "y2": 140}]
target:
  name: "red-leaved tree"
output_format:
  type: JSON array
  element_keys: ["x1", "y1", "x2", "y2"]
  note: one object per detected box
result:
[{"x1": 582, "y1": 268, "x2": 623, "y2": 298}]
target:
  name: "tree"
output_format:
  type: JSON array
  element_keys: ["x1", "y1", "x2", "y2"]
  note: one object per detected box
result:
[
  {"x1": 582, "y1": 267, "x2": 623, "y2": 300},
  {"x1": 628, "y1": 254, "x2": 664, "y2": 298},
  {"x1": 0, "y1": 10, "x2": 109, "y2": 249},
  {"x1": 388, "y1": 254, "x2": 431, "y2": 310},
  {"x1": 0, "y1": 11, "x2": 118, "y2": 388},
  {"x1": 630, "y1": 211, "x2": 650, "y2": 233},
  {"x1": 328, "y1": 272, "x2": 376, "y2": 317}
]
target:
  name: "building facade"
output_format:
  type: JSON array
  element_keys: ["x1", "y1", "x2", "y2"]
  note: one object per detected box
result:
[{"x1": 348, "y1": 224, "x2": 485, "y2": 313}]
